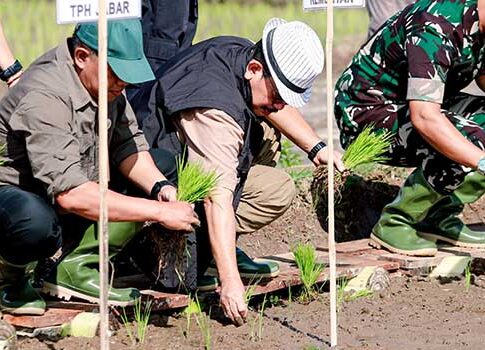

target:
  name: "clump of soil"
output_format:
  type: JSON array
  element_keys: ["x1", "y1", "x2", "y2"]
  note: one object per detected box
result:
[{"x1": 311, "y1": 166, "x2": 404, "y2": 242}]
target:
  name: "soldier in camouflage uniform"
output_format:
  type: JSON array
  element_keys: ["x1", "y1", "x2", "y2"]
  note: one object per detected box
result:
[{"x1": 335, "y1": 0, "x2": 485, "y2": 256}]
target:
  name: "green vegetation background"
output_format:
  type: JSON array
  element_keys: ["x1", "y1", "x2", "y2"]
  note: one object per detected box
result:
[{"x1": 1, "y1": 0, "x2": 368, "y2": 67}]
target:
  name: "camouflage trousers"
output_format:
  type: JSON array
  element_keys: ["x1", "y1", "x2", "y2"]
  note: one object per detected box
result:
[{"x1": 337, "y1": 93, "x2": 485, "y2": 194}]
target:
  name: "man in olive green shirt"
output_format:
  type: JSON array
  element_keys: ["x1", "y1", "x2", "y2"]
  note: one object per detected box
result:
[{"x1": 0, "y1": 20, "x2": 199, "y2": 315}]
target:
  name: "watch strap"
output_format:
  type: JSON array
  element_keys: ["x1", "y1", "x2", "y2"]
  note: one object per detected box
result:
[{"x1": 150, "y1": 180, "x2": 175, "y2": 199}]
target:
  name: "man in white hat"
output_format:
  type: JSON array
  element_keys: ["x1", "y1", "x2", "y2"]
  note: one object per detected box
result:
[{"x1": 130, "y1": 18, "x2": 344, "y2": 325}]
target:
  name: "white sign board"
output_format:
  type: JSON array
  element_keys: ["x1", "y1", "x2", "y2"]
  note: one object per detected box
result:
[
  {"x1": 303, "y1": 0, "x2": 366, "y2": 10},
  {"x1": 56, "y1": 0, "x2": 141, "y2": 24}
]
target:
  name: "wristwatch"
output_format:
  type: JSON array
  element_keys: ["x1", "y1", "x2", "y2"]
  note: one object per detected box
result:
[
  {"x1": 477, "y1": 157, "x2": 485, "y2": 175},
  {"x1": 307, "y1": 141, "x2": 327, "y2": 161},
  {"x1": 150, "y1": 180, "x2": 175, "y2": 199}
]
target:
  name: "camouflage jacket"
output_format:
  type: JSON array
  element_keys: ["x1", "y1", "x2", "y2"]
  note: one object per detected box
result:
[{"x1": 335, "y1": 0, "x2": 485, "y2": 141}]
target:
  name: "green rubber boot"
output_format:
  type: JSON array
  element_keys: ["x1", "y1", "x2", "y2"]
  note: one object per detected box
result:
[
  {"x1": 0, "y1": 257, "x2": 46, "y2": 315},
  {"x1": 42, "y1": 222, "x2": 141, "y2": 306},
  {"x1": 371, "y1": 168, "x2": 443, "y2": 256},
  {"x1": 418, "y1": 172, "x2": 485, "y2": 247},
  {"x1": 205, "y1": 247, "x2": 279, "y2": 279},
  {"x1": 197, "y1": 275, "x2": 219, "y2": 292}
]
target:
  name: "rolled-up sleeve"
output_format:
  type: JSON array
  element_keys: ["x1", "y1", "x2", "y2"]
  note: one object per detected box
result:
[
  {"x1": 110, "y1": 100, "x2": 149, "y2": 166},
  {"x1": 175, "y1": 108, "x2": 244, "y2": 194},
  {"x1": 9, "y1": 91, "x2": 89, "y2": 200}
]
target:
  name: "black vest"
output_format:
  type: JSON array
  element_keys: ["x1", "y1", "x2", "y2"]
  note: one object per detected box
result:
[{"x1": 130, "y1": 36, "x2": 263, "y2": 208}]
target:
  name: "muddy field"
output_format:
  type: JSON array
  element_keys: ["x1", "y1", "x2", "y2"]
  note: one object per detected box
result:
[
  {"x1": 17, "y1": 276, "x2": 485, "y2": 349},
  {"x1": 17, "y1": 166, "x2": 485, "y2": 350}
]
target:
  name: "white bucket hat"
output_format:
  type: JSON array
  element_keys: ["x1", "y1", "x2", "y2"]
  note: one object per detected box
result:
[{"x1": 262, "y1": 18, "x2": 324, "y2": 108}]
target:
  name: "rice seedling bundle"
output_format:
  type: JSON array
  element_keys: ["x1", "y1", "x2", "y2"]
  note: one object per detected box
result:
[
  {"x1": 147, "y1": 153, "x2": 218, "y2": 289},
  {"x1": 311, "y1": 125, "x2": 393, "y2": 240}
]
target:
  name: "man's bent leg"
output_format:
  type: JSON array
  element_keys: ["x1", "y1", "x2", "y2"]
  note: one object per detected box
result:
[
  {"x1": 232, "y1": 121, "x2": 294, "y2": 278},
  {"x1": 43, "y1": 222, "x2": 141, "y2": 306},
  {"x1": 231, "y1": 165, "x2": 295, "y2": 278},
  {"x1": 417, "y1": 95, "x2": 485, "y2": 246},
  {"x1": 0, "y1": 186, "x2": 61, "y2": 315},
  {"x1": 236, "y1": 165, "x2": 296, "y2": 234}
]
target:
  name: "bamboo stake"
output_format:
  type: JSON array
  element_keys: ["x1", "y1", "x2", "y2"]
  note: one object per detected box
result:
[
  {"x1": 97, "y1": 0, "x2": 110, "y2": 349},
  {"x1": 325, "y1": 0, "x2": 338, "y2": 347}
]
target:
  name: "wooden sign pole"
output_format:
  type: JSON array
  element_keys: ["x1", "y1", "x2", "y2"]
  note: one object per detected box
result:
[
  {"x1": 325, "y1": 0, "x2": 338, "y2": 347},
  {"x1": 97, "y1": 0, "x2": 110, "y2": 349}
]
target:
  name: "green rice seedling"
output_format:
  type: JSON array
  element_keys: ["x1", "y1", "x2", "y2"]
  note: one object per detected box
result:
[
  {"x1": 257, "y1": 294, "x2": 266, "y2": 341},
  {"x1": 346, "y1": 288, "x2": 374, "y2": 302},
  {"x1": 249, "y1": 293, "x2": 267, "y2": 342},
  {"x1": 464, "y1": 260, "x2": 472, "y2": 292},
  {"x1": 336, "y1": 277, "x2": 349, "y2": 312},
  {"x1": 244, "y1": 276, "x2": 262, "y2": 305},
  {"x1": 176, "y1": 153, "x2": 219, "y2": 203},
  {"x1": 313, "y1": 125, "x2": 393, "y2": 198},
  {"x1": 342, "y1": 126, "x2": 393, "y2": 171},
  {"x1": 120, "y1": 298, "x2": 153, "y2": 345},
  {"x1": 292, "y1": 243, "x2": 324, "y2": 302},
  {"x1": 120, "y1": 307, "x2": 136, "y2": 345},
  {"x1": 183, "y1": 294, "x2": 203, "y2": 338},
  {"x1": 336, "y1": 278, "x2": 373, "y2": 312},
  {"x1": 151, "y1": 152, "x2": 219, "y2": 287},
  {"x1": 134, "y1": 298, "x2": 152, "y2": 344},
  {"x1": 195, "y1": 306, "x2": 212, "y2": 350},
  {"x1": 311, "y1": 125, "x2": 393, "y2": 229},
  {"x1": 184, "y1": 295, "x2": 211, "y2": 348}
]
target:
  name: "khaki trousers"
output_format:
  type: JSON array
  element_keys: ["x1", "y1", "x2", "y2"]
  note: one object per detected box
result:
[{"x1": 235, "y1": 120, "x2": 296, "y2": 234}]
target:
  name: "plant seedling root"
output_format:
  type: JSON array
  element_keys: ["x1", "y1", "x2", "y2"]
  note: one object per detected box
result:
[{"x1": 311, "y1": 166, "x2": 399, "y2": 242}]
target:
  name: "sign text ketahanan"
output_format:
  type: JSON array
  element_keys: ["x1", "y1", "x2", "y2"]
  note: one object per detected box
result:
[
  {"x1": 303, "y1": 0, "x2": 365, "y2": 10},
  {"x1": 56, "y1": 0, "x2": 141, "y2": 24}
]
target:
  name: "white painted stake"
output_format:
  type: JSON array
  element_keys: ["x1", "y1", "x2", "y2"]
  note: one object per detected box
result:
[
  {"x1": 325, "y1": 0, "x2": 338, "y2": 347},
  {"x1": 97, "y1": 0, "x2": 110, "y2": 349}
]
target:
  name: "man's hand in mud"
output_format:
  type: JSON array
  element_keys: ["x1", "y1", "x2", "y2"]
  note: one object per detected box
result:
[{"x1": 219, "y1": 277, "x2": 248, "y2": 327}]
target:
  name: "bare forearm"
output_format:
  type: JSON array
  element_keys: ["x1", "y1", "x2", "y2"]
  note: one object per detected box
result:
[
  {"x1": 118, "y1": 151, "x2": 167, "y2": 195},
  {"x1": 56, "y1": 181, "x2": 161, "y2": 222},
  {"x1": 204, "y1": 192, "x2": 240, "y2": 283},
  {"x1": 265, "y1": 105, "x2": 321, "y2": 152},
  {"x1": 410, "y1": 100, "x2": 485, "y2": 169}
]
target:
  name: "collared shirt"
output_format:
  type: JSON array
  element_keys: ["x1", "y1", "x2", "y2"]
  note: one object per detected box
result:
[
  {"x1": 0, "y1": 40, "x2": 148, "y2": 201},
  {"x1": 335, "y1": 0, "x2": 485, "y2": 139}
]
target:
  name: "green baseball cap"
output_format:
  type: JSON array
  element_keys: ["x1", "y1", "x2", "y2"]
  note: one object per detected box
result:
[{"x1": 74, "y1": 19, "x2": 154, "y2": 84}]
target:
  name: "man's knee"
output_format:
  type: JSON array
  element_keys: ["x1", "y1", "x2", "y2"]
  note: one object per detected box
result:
[
  {"x1": 269, "y1": 169, "x2": 296, "y2": 215},
  {"x1": 0, "y1": 189, "x2": 61, "y2": 264},
  {"x1": 236, "y1": 166, "x2": 296, "y2": 234}
]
